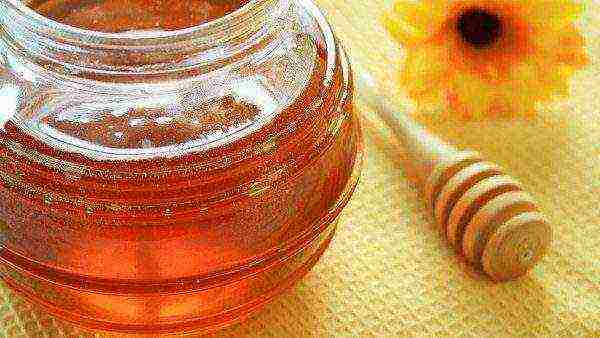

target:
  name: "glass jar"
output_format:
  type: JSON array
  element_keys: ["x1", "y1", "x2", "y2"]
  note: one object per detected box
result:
[{"x1": 0, "y1": 0, "x2": 361, "y2": 334}]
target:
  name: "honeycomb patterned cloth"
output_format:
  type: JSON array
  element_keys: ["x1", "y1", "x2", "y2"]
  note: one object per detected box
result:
[{"x1": 1, "y1": 0, "x2": 599, "y2": 337}]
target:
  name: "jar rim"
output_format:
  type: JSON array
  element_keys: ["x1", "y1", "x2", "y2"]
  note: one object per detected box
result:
[
  {"x1": 4, "y1": 0, "x2": 267, "y2": 42},
  {"x1": 1, "y1": 0, "x2": 289, "y2": 79}
]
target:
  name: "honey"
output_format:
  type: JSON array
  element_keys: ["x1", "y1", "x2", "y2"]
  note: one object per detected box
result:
[
  {"x1": 0, "y1": 0, "x2": 361, "y2": 333},
  {"x1": 33, "y1": 0, "x2": 250, "y2": 32}
]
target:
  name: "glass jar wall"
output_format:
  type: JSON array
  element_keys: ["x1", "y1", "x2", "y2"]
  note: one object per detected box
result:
[{"x1": 0, "y1": 0, "x2": 361, "y2": 333}]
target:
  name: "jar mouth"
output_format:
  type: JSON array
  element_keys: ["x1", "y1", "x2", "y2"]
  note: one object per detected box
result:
[
  {"x1": 1, "y1": 0, "x2": 288, "y2": 80},
  {"x1": 7, "y1": 0, "x2": 262, "y2": 42}
]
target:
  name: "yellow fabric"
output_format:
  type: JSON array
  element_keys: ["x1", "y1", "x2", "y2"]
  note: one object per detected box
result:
[{"x1": 1, "y1": 0, "x2": 598, "y2": 336}]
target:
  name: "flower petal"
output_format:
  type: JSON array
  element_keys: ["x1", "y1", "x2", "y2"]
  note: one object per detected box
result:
[
  {"x1": 400, "y1": 43, "x2": 451, "y2": 96},
  {"x1": 504, "y1": 62, "x2": 548, "y2": 110},
  {"x1": 534, "y1": 24, "x2": 590, "y2": 67},
  {"x1": 507, "y1": 60, "x2": 571, "y2": 106},
  {"x1": 384, "y1": 1, "x2": 448, "y2": 46},
  {"x1": 522, "y1": 0, "x2": 584, "y2": 30},
  {"x1": 446, "y1": 72, "x2": 499, "y2": 119},
  {"x1": 539, "y1": 64, "x2": 574, "y2": 98}
]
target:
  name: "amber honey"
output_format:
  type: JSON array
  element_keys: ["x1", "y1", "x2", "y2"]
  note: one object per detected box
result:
[{"x1": 0, "y1": 0, "x2": 361, "y2": 333}]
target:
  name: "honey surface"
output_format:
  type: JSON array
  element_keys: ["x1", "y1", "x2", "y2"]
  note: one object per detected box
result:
[{"x1": 30, "y1": 0, "x2": 251, "y2": 32}]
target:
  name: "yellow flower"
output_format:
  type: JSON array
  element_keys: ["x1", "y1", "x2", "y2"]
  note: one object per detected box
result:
[{"x1": 384, "y1": 0, "x2": 589, "y2": 119}]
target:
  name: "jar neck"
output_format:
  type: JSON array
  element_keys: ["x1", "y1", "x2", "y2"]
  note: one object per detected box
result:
[{"x1": 0, "y1": 0, "x2": 291, "y2": 82}]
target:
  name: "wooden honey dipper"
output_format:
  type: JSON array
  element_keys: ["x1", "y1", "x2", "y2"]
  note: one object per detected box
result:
[{"x1": 355, "y1": 68, "x2": 552, "y2": 282}]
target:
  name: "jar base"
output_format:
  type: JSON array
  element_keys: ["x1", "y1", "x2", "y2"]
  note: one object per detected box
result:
[{"x1": 2, "y1": 226, "x2": 336, "y2": 335}]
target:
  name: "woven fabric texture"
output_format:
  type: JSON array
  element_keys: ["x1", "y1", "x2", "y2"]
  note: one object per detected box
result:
[{"x1": 1, "y1": 0, "x2": 599, "y2": 337}]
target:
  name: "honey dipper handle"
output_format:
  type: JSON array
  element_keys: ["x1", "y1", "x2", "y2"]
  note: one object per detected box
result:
[
  {"x1": 355, "y1": 68, "x2": 552, "y2": 282},
  {"x1": 355, "y1": 70, "x2": 458, "y2": 184}
]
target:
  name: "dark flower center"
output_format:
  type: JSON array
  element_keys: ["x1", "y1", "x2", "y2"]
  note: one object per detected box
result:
[{"x1": 457, "y1": 9, "x2": 503, "y2": 48}]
